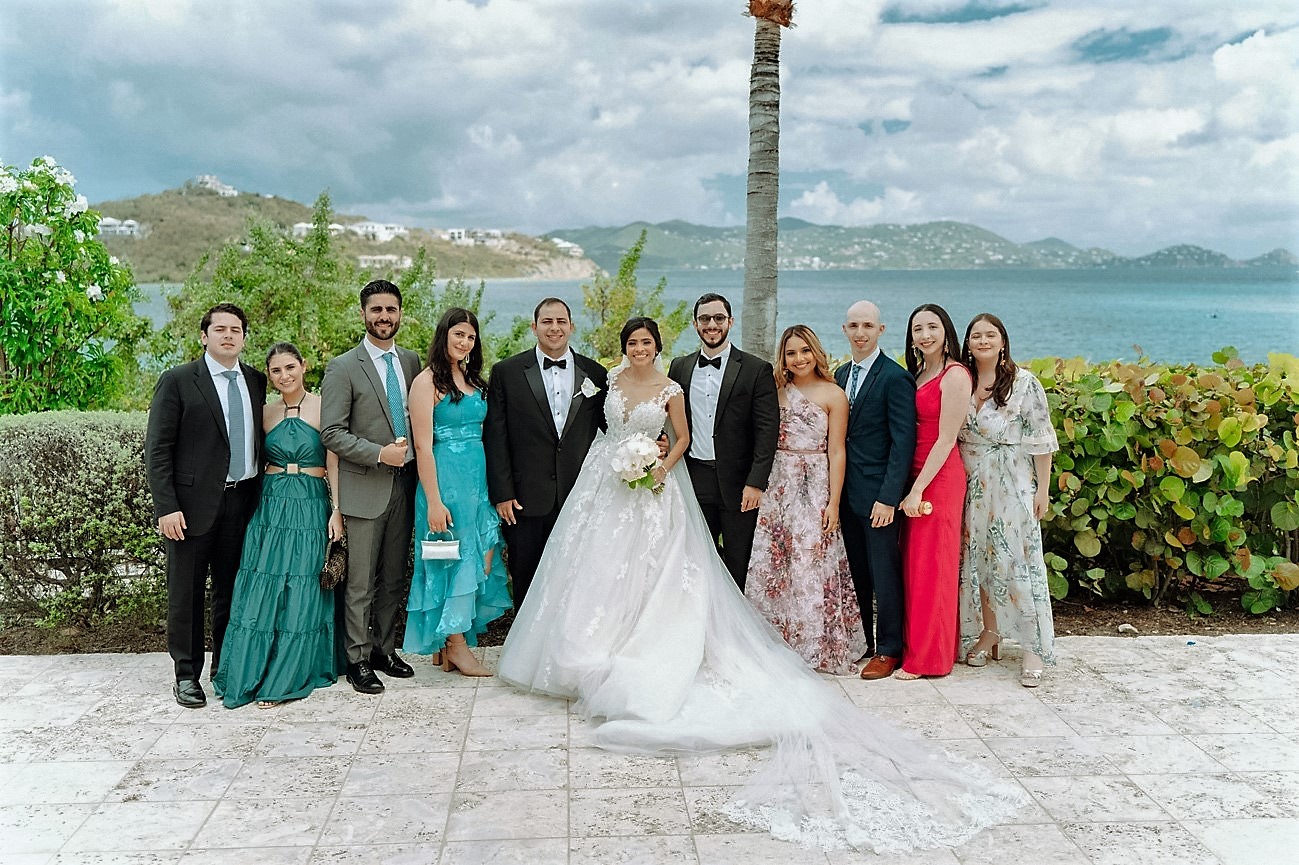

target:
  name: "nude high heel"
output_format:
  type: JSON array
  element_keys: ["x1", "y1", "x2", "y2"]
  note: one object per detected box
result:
[
  {"x1": 442, "y1": 634, "x2": 492, "y2": 678},
  {"x1": 964, "y1": 629, "x2": 1001, "y2": 667}
]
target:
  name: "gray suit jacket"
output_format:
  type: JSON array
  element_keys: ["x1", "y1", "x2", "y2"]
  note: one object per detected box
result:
[{"x1": 320, "y1": 341, "x2": 422, "y2": 519}]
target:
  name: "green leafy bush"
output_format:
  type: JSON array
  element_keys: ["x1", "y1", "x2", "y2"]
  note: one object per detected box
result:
[
  {"x1": 1032, "y1": 349, "x2": 1299, "y2": 613},
  {"x1": 0, "y1": 411, "x2": 165, "y2": 628}
]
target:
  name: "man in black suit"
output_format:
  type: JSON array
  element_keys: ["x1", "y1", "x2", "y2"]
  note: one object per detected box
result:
[
  {"x1": 484, "y1": 297, "x2": 608, "y2": 606},
  {"x1": 146, "y1": 303, "x2": 266, "y2": 707},
  {"x1": 835, "y1": 300, "x2": 917, "y2": 680},
  {"x1": 667, "y1": 293, "x2": 779, "y2": 590}
]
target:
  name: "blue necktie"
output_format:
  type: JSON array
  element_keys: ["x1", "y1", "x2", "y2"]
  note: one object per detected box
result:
[
  {"x1": 221, "y1": 370, "x2": 245, "y2": 479},
  {"x1": 383, "y1": 352, "x2": 407, "y2": 438},
  {"x1": 847, "y1": 363, "x2": 862, "y2": 406}
]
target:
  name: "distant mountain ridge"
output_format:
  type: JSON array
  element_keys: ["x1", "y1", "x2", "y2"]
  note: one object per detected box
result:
[
  {"x1": 92, "y1": 182, "x2": 597, "y2": 283},
  {"x1": 545, "y1": 220, "x2": 1296, "y2": 274}
]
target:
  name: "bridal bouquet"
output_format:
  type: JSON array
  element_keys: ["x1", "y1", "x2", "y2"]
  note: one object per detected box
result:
[{"x1": 611, "y1": 433, "x2": 664, "y2": 494}]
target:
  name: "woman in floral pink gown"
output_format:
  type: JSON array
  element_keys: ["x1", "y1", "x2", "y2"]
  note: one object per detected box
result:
[{"x1": 745, "y1": 325, "x2": 867, "y2": 674}]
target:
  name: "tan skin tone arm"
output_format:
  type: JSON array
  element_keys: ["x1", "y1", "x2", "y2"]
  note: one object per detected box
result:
[
  {"x1": 901, "y1": 368, "x2": 974, "y2": 517},
  {"x1": 650, "y1": 393, "x2": 691, "y2": 486},
  {"x1": 409, "y1": 371, "x2": 453, "y2": 533},
  {"x1": 824, "y1": 386, "x2": 849, "y2": 535}
]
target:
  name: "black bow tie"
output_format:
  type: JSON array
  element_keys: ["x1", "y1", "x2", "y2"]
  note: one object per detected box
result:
[
  {"x1": 543, "y1": 357, "x2": 567, "y2": 370},
  {"x1": 698, "y1": 355, "x2": 721, "y2": 369}
]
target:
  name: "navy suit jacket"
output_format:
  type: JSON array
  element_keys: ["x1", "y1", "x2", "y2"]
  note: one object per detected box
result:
[{"x1": 835, "y1": 355, "x2": 916, "y2": 515}]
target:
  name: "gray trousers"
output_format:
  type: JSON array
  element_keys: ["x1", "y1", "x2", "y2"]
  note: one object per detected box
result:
[{"x1": 342, "y1": 473, "x2": 416, "y2": 663}]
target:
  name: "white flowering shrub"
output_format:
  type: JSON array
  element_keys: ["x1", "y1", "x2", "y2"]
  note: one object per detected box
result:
[{"x1": 0, "y1": 156, "x2": 148, "y2": 413}]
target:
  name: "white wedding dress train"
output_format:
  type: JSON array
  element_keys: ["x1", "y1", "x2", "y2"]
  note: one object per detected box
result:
[{"x1": 498, "y1": 372, "x2": 1027, "y2": 852}]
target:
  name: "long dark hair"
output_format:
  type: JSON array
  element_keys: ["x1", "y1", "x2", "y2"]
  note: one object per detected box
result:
[
  {"x1": 426, "y1": 307, "x2": 487, "y2": 402},
  {"x1": 904, "y1": 303, "x2": 962, "y2": 378},
  {"x1": 962, "y1": 312, "x2": 1018, "y2": 408}
]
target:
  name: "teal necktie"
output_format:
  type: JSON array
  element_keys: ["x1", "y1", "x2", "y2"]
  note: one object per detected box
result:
[
  {"x1": 221, "y1": 370, "x2": 246, "y2": 479},
  {"x1": 847, "y1": 363, "x2": 862, "y2": 406},
  {"x1": 383, "y1": 352, "x2": 407, "y2": 438}
]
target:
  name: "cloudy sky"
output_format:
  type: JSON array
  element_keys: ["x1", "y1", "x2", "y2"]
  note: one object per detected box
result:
[{"x1": 3, "y1": 0, "x2": 1296, "y2": 257}]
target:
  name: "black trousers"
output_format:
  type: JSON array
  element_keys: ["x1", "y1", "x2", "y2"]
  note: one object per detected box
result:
[
  {"x1": 503, "y1": 509, "x2": 561, "y2": 607},
  {"x1": 840, "y1": 500, "x2": 904, "y2": 659},
  {"x1": 687, "y1": 458, "x2": 759, "y2": 591},
  {"x1": 166, "y1": 482, "x2": 258, "y2": 681}
]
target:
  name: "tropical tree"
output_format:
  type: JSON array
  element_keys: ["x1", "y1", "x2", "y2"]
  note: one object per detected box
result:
[
  {"x1": 0, "y1": 156, "x2": 148, "y2": 414},
  {"x1": 741, "y1": 0, "x2": 794, "y2": 359},
  {"x1": 579, "y1": 229, "x2": 690, "y2": 363}
]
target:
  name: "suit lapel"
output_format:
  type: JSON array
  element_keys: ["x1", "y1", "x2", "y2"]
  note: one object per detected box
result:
[
  {"x1": 559, "y1": 356, "x2": 595, "y2": 441},
  {"x1": 716, "y1": 349, "x2": 742, "y2": 419},
  {"x1": 523, "y1": 355, "x2": 558, "y2": 441},
  {"x1": 194, "y1": 361, "x2": 230, "y2": 445},
  {"x1": 848, "y1": 359, "x2": 885, "y2": 425},
  {"x1": 678, "y1": 352, "x2": 700, "y2": 420},
  {"x1": 355, "y1": 343, "x2": 396, "y2": 437}
]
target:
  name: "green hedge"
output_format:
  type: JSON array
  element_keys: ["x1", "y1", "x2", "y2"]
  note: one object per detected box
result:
[
  {"x1": 1033, "y1": 349, "x2": 1299, "y2": 613},
  {"x1": 0, "y1": 411, "x2": 165, "y2": 628},
  {"x1": 1, "y1": 351, "x2": 1296, "y2": 629}
]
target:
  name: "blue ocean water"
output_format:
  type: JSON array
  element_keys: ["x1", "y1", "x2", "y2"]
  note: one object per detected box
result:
[
  {"x1": 474, "y1": 267, "x2": 1298, "y2": 364},
  {"x1": 138, "y1": 267, "x2": 1298, "y2": 364}
]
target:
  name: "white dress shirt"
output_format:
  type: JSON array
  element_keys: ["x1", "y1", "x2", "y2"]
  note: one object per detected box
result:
[
  {"x1": 847, "y1": 347, "x2": 881, "y2": 404},
  {"x1": 363, "y1": 336, "x2": 413, "y2": 463},
  {"x1": 688, "y1": 343, "x2": 731, "y2": 461},
  {"x1": 536, "y1": 346, "x2": 575, "y2": 436},
  {"x1": 204, "y1": 352, "x2": 257, "y2": 482}
]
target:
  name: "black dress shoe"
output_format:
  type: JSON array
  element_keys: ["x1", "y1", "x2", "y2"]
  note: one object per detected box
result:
[
  {"x1": 174, "y1": 679, "x2": 207, "y2": 708},
  {"x1": 370, "y1": 651, "x2": 414, "y2": 678},
  {"x1": 346, "y1": 661, "x2": 384, "y2": 694}
]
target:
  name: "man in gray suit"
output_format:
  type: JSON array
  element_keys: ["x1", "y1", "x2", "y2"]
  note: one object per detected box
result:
[{"x1": 321, "y1": 280, "x2": 421, "y2": 693}]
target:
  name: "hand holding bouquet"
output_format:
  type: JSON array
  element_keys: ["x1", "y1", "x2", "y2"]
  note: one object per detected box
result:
[{"x1": 611, "y1": 433, "x2": 665, "y2": 494}]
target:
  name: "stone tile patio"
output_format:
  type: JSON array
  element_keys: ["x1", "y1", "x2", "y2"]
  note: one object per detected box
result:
[{"x1": 0, "y1": 635, "x2": 1294, "y2": 864}]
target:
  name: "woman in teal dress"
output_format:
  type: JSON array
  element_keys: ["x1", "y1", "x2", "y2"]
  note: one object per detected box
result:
[
  {"x1": 403, "y1": 308, "x2": 512, "y2": 676},
  {"x1": 214, "y1": 342, "x2": 344, "y2": 708}
]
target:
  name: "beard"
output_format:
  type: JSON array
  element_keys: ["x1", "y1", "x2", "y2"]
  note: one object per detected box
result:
[{"x1": 365, "y1": 318, "x2": 400, "y2": 341}]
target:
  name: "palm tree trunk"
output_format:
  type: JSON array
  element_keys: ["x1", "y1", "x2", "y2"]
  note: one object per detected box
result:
[{"x1": 742, "y1": 14, "x2": 784, "y2": 360}]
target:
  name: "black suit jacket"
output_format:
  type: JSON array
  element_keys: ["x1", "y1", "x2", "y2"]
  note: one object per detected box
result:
[
  {"x1": 668, "y1": 346, "x2": 779, "y2": 507},
  {"x1": 835, "y1": 355, "x2": 916, "y2": 515},
  {"x1": 484, "y1": 349, "x2": 608, "y2": 519},
  {"x1": 145, "y1": 358, "x2": 267, "y2": 536}
]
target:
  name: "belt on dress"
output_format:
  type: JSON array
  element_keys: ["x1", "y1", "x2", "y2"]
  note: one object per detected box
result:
[
  {"x1": 266, "y1": 463, "x2": 326, "y2": 478},
  {"x1": 777, "y1": 447, "x2": 826, "y2": 455}
]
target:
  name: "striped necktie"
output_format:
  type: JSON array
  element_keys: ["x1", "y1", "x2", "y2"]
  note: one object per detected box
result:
[{"x1": 847, "y1": 363, "x2": 862, "y2": 406}]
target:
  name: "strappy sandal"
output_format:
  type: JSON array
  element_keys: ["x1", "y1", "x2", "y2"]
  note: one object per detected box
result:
[{"x1": 964, "y1": 629, "x2": 1001, "y2": 667}]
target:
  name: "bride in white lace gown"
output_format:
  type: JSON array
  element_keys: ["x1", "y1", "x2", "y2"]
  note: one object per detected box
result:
[{"x1": 499, "y1": 318, "x2": 1027, "y2": 852}]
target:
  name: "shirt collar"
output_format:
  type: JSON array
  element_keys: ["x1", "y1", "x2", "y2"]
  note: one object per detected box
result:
[
  {"x1": 363, "y1": 336, "x2": 398, "y2": 361},
  {"x1": 536, "y1": 346, "x2": 574, "y2": 368},
  {"x1": 204, "y1": 352, "x2": 240, "y2": 376},
  {"x1": 856, "y1": 347, "x2": 881, "y2": 371},
  {"x1": 700, "y1": 343, "x2": 733, "y2": 363}
]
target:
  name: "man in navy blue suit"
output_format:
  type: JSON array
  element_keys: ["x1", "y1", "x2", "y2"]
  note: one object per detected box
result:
[{"x1": 835, "y1": 301, "x2": 917, "y2": 680}]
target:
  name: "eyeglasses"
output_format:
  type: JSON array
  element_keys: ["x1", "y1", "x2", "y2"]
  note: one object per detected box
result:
[{"x1": 696, "y1": 314, "x2": 730, "y2": 325}]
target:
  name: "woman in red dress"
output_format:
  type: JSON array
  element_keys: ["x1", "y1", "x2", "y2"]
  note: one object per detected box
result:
[{"x1": 896, "y1": 304, "x2": 973, "y2": 679}]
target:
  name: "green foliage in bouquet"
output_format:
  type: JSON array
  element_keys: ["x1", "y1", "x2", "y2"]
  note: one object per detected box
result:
[
  {"x1": 0, "y1": 411, "x2": 165, "y2": 628},
  {"x1": 1032, "y1": 348, "x2": 1299, "y2": 614}
]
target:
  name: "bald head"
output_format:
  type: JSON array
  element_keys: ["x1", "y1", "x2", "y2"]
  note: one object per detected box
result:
[{"x1": 843, "y1": 301, "x2": 885, "y2": 362}]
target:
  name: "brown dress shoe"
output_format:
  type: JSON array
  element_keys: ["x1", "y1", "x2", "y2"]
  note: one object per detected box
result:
[{"x1": 859, "y1": 655, "x2": 900, "y2": 680}]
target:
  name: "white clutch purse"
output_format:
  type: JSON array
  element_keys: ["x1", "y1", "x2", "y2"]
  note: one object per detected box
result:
[{"x1": 420, "y1": 530, "x2": 460, "y2": 560}]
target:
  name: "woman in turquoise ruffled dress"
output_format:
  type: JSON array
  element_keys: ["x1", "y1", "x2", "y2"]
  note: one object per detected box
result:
[
  {"x1": 402, "y1": 308, "x2": 512, "y2": 676},
  {"x1": 214, "y1": 342, "x2": 344, "y2": 708}
]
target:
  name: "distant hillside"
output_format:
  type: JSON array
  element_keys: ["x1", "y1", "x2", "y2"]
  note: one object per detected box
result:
[
  {"x1": 93, "y1": 182, "x2": 598, "y2": 283},
  {"x1": 545, "y1": 220, "x2": 1294, "y2": 274}
]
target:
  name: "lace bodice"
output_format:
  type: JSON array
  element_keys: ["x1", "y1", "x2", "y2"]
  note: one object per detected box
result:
[{"x1": 605, "y1": 372, "x2": 682, "y2": 439}]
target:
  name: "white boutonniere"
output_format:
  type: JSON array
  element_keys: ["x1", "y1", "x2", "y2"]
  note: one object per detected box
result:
[{"x1": 579, "y1": 378, "x2": 601, "y2": 398}]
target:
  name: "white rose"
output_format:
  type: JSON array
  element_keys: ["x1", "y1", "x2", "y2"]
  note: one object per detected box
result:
[{"x1": 580, "y1": 378, "x2": 600, "y2": 398}]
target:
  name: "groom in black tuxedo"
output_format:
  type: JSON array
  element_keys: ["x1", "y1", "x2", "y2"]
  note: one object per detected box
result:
[
  {"x1": 485, "y1": 297, "x2": 608, "y2": 605},
  {"x1": 835, "y1": 300, "x2": 916, "y2": 680},
  {"x1": 668, "y1": 293, "x2": 779, "y2": 590},
  {"x1": 146, "y1": 303, "x2": 266, "y2": 707}
]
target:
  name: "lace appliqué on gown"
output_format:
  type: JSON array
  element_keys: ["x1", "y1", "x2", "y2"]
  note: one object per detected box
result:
[{"x1": 498, "y1": 370, "x2": 1028, "y2": 852}]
